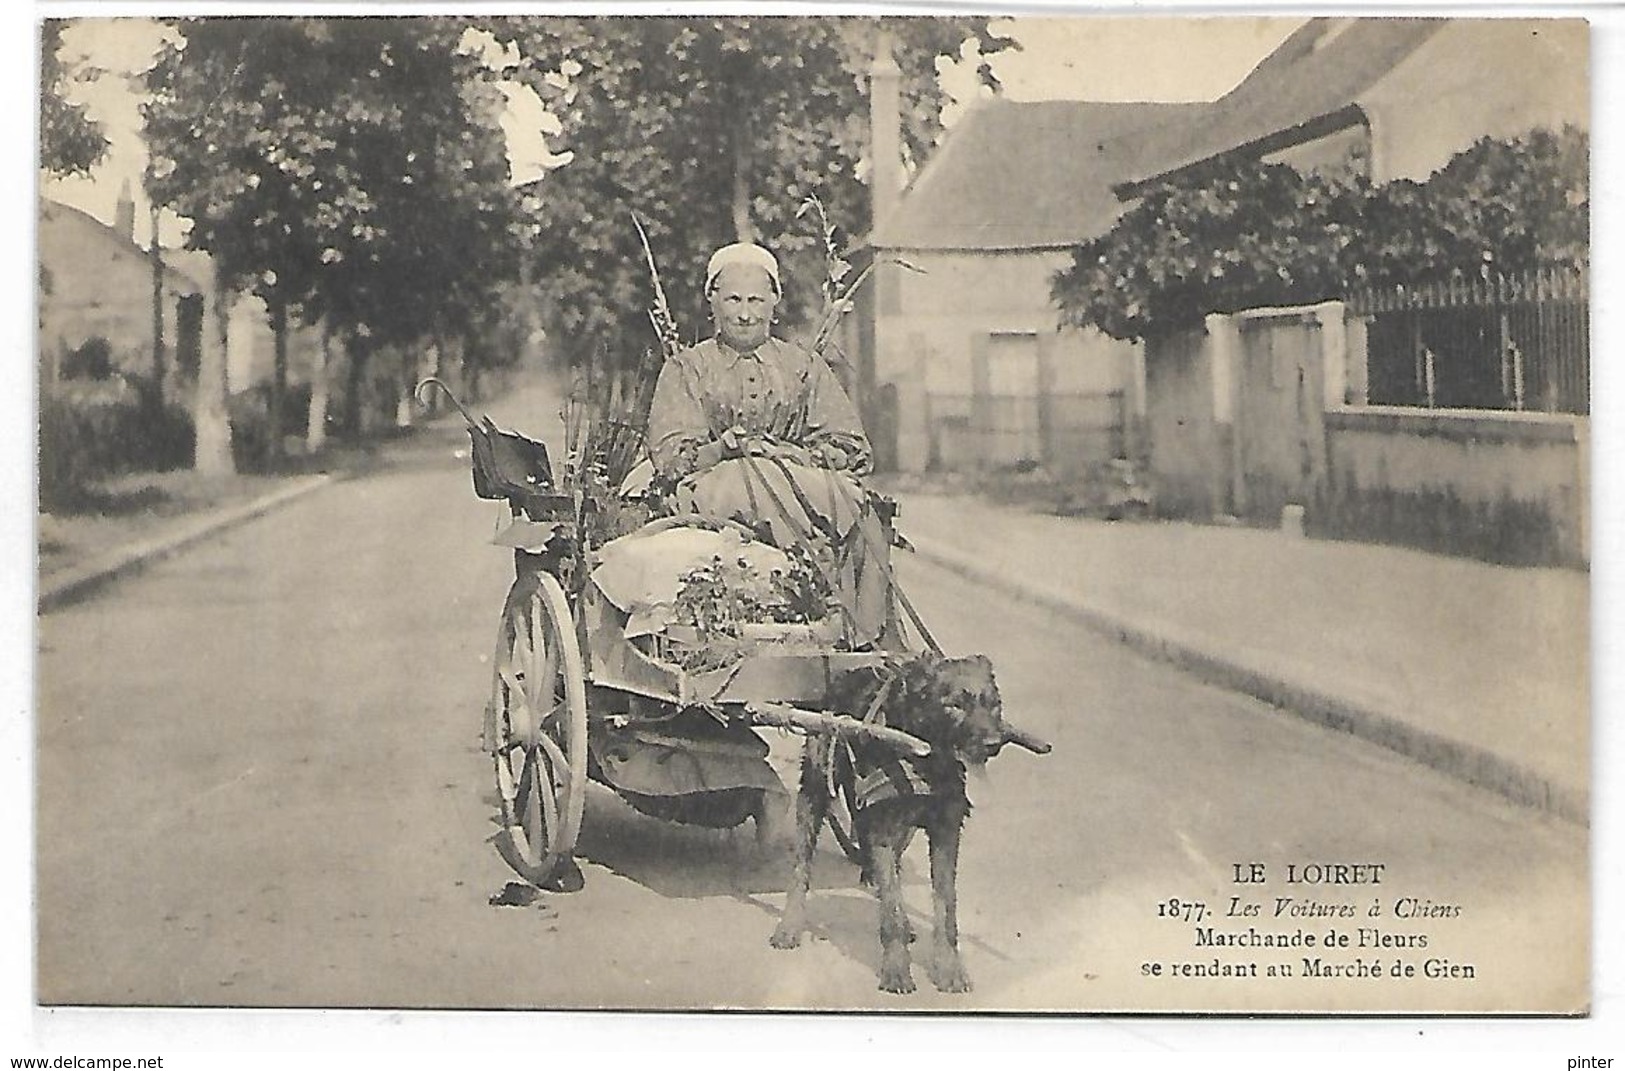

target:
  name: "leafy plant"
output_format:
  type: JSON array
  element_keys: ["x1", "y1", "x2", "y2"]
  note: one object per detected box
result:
[
  {"x1": 1053, "y1": 126, "x2": 1589, "y2": 342},
  {"x1": 39, "y1": 377, "x2": 197, "y2": 509},
  {"x1": 671, "y1": 549, "x2": 832, "y2": 651}
]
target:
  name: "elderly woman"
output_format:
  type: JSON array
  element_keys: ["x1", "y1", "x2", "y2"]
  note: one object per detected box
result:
[
  {"x1": 646, "y1": 242, "x2": 871, "y2": 480},
  {"x1": 643, "y1": 242, "x2": 890, "y2": 646}
]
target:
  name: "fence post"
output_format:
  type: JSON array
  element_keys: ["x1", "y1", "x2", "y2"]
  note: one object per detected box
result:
[
  {"x1": 1410, "y1": 314, "x2": 1427, "y2": 406},
  {"x1": 1035, "y1": 329, "x2": 1056, "y2": 467},
  {"x1": 1498, "y1": 308, "x2": 1521, "y2": 411},
  {"x1": 1535, "y1": 269, "x2": 1551, "y2": 412}
]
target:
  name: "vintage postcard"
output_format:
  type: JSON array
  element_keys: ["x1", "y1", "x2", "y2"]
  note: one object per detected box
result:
[{"x1": 27, "y1": 10, "x2": 1592, "y2": 1021}]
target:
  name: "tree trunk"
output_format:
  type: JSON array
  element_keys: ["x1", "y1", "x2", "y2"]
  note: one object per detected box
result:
[
  {"x1": 446, "y1": 333, "x2": 466, "y2": 403},
  {"x1": 395, "y1": 342, "x2": 419, "y2": 428},
  {"x1": 730, "y1": 125, "x2": 754, "y2": 243},
  {"x1": 344, "y1": 333, "x2": 371, "y2": 441},
  {"x1": 306, "y1": 318, "x2": 331, "y2": 453},
  {"x1": 192, "y1": 263, "x2": 236, "y2": 477},
  {"x1": 430, "y1": 327, "x2": 446, "y2": 418},
  {"x1": 269, "y1": 297, "x2": 288, "y2": 462},
  {"x1": 149, "y1": 207, "x2": 167, "y2": 407}
]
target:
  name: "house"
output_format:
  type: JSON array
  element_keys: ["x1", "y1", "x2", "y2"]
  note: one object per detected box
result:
[
  {"x1": 37, "y1": 196, "x2": 205, "y2": 395},
  {"x1": 864, "y1": 98, "x2": 1208, "y2": 475},
  {"x1": 1113, "y1": 17, "x2": 1588, "y2": 192},
  {"x1": 38, "y1": 187, "x2": 321, "y2": 399},
  {"x1": 1106, "y1": 17, "x2": 1590, "y2": 563}
]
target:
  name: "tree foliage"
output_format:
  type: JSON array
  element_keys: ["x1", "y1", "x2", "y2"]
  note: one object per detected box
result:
[
  {"x1": 1053, "y1": 126, "x2": 1589, "y2": 342},
  {"x1": 483, "y1": 16, "x2": 1012, "y2": 367},
  {"x1": 1421, "y1": 126, "x2": 1589, "y2": 273},
  {"x1": 39, "y1": 20, "x2": 109, "y2": 177},
  {"x1": 144, "y1": 17, "x2": 523, "y2": 344},
  {"x1": 142, "y1": 16, "x2": 527, "y2": 446}
]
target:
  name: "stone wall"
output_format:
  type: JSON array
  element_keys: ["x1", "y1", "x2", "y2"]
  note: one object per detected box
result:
[{"x1": 1321, "y1": 406, "x2": 1588, "y2": 566}]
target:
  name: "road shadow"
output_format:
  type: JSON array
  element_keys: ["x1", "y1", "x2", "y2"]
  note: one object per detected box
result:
[
  {"x1": 567, "y1": 787, "x2": 978, "y2": 990},
  {"x1": 571, "y1": 787, "x2": 864, "y2": 900},
  {"x1": 753, "y1": 888, "x2": 904, "y2": 988},
  {"x1": 478, "y1": 783, "x2": 856, "y2": 899}
]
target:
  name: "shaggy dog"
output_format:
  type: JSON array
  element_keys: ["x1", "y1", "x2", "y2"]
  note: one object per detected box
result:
[{"x1": 769, "y1": 651, "x2": 1046, "y2": 994}]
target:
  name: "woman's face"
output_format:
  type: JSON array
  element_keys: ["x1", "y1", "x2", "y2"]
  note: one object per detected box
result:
[{"x1": 708, "y1": 264, "x2": 778, "y2": 352}]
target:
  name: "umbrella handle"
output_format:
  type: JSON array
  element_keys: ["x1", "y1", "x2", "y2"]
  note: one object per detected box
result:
[{"x1": 414, "y1": 376, "x2": 479, "y2": 430}]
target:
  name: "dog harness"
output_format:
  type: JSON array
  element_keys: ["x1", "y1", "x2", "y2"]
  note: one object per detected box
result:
[
  {"x1": 830, "y1": 665, "x2": 932, "y2": 811},
  {"x1": 850, "y1": 752, "x2": 932, "y2": 810}
]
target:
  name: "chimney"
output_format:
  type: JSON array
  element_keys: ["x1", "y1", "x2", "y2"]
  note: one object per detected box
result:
[
  {"x1": 114, "y1": 178, "x2": 136, "y2": 243},
  {"x1": 868, "y1": 25, "x2": 902, "y2": 232}
]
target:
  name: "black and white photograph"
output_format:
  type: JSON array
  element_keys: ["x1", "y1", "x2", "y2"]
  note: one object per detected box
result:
[{"x1": 18, "y1": 4, "x2": 1605, "y2": 1031}]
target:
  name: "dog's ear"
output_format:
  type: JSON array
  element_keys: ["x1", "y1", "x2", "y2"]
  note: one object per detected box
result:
[{"x1": 900, "y1": 650, "x2": 942, "y2": 690}]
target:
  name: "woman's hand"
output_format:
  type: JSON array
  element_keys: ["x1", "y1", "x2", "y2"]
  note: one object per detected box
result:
[
  {"x1": 718, "y1": 425, "x2": 750, "y2": 459},
  {"x1": 696, "y1": 430, "x2": 832, "y2": 471},
  {"x1": 813, "y1": 443, "x2": 850, "y2": 470},
  {"x1": 722, "y1": 426, "x2": 793, "y2": 461},
  {"x1": 690, "y1": 439, "x2": 725, "y2": 470}
]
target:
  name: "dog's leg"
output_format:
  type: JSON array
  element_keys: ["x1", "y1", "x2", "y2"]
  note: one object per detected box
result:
[
  {"x1": 894, "y1": 830, "x2": 919, "y2": 943},
  {"x1": 927, "y1": 802, "x2": 972, "y2": 993},
  {"x1": 871, "y1": 833, "x2": 915, "y2": 994},
  {"x1": 770, "y1": 737, "x2": 828, "y2": 951}
]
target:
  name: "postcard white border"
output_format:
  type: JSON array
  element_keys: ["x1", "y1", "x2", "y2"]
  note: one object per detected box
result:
[{"x1": 5, "y1": 1, "x2": 1621, "y2": 1060}]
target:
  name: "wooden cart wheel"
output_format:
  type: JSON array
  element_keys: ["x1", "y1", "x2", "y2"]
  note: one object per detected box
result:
[{"x1": 489, "y1": 571, "x2": 588, "y2": 888}]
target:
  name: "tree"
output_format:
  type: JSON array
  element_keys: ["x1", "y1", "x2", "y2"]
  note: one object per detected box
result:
[
  {"x1": 1053, "y1": 127, "x2": 1590, "y2": 342},
  {"x1": 1353, "y1": 125, "x2": 1589, "y2": 288},
  {"x1": 143, "y1": 17, "x2": 525, "y2": 455},
  {"x1": 484, "y1": 17, "x2": 1010, "y2": 371},
  {"x1": 39, "y1": 20, "x2": 108, "y2": 177},
  {"x1": 1053, "y1": 161, "x2": 1359, "y2": 342}
]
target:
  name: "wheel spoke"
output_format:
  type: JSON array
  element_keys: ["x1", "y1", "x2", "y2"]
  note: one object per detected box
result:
[
  {"x1": 525, "y1": 624, "x2": 558, "y2": 720},
  {"x1": 495, "y1": 754, "x2": 519, "y2": 824},
  {"x1": 536, "y1": 732, "x2": 571, "y2": 805},
  {"x1": 512, "y1": 751, "x2": 533, "y2": 828},
  {"x1": 488, "y1": 574, "x2": 586, "y2": 885},
  {"x1": 539, "y1": 622, "x2": 560, "y2": 703},
  {"x1": 510, "y1": 613, "x2": 533, "y2": 673},
  {"x1": 536, "y1": 697, "x2": 565, "y2": 729},
  {"x1": 498, "y1": 621, "x2": 531, "y2": 738},
  {"x1": 535, "y1": 744, "x2": 561, "y2": 850},
  {"x1": 520, "y1": 752, "x2": 547, "y2": 862}
]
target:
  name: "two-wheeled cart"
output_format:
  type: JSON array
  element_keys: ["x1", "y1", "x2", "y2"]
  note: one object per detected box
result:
[{"x1": 432, "y1": 382, "x2": 929, "y2": 889}]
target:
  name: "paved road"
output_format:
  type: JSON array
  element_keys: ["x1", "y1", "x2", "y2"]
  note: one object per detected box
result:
[{"x1": 36, "y1": 410, "x2": 1586, "y2": 1012}]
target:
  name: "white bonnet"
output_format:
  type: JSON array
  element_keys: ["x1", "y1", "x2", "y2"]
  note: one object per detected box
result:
[{"x1": 705, "y1": 242, "x2": 781, "y2": 295}]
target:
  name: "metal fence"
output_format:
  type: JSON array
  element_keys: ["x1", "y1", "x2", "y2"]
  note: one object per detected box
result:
[
  {"x1": 1349, "y1": 268, "x2": 1589, "y2": 415},
  {"x1": 928, "y1": 390, "x2": 1126, "y2": 472}
]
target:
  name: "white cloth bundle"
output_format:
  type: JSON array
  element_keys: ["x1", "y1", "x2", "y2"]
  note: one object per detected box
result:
[{"x1": 591, "y1": 523, "x2": 792, "y2": 638}]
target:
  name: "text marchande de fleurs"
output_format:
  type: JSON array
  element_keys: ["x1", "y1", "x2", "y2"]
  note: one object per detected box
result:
[{"x1": 1141, "y1": 861, "x2": 1474, "y2": 983}]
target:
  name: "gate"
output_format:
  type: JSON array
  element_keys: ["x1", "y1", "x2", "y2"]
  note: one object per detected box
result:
[{"x1": 1234, "y1": 314, "x2": 1324, "y2": 522}]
